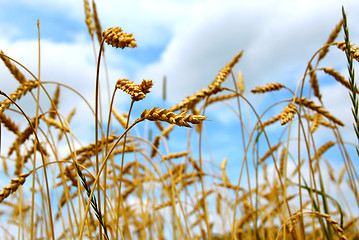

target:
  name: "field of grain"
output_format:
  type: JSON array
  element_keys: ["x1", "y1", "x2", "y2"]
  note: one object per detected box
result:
[{"x1": 0, "y1": 1, "x2": 358, "y2": 240}]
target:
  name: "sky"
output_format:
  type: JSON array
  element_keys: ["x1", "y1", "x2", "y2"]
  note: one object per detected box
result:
[{"x1": 0, "y1": 0, "x2": 359, "y2": 233}]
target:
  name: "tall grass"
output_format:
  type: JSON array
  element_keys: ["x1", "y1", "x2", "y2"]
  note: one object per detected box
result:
[{"x1": 0, "y1": 2, "x2": 357, "y2": 240}]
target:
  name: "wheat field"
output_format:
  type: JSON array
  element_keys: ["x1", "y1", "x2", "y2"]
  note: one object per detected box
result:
[{"x1": 0, "y1": 1, "x2": 358, "y2": 240}]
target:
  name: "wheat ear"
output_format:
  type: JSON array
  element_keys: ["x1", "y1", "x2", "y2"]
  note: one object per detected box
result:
[
  {"x1": 280, "y1": 102, "x2": 297, "y2": 125},
  {"x1": 0, "y1": 51, "x2": 27, "y2": 84},
  {"x1": 140, "y1": 107, "x2": 206, "y2": 127},
  {"x1": 342, "y1": 7, "x2": 359, "y2": 154},
  {"x1": 170, "y1": 51, "x2": 243, "y2": 112},
  {"x1": 0, "y1": 172, "x2": 31, "y2": 203},
  {"x1": 336, "y1": 42, "x2": 359, "y2": 62},
  {"x1": 83, "y1": 0, "x2": 95, "y2": 37},
  {"x1": 92, "y1": 0, "x2": 102, "y2": 44},
  {"x1": 251, "y1": 83, "x2": 285, "y2": 94},
  {"x1": 322, "y1": 68, "x2": 358, "y2": 93},
  {"x1": 308, "y1": 64, "x2": 322, "y2": 102},
  {"x1": 295, "y1": 97, "x2": 344, "y2": 126},
  {"x1": 102, "y1": 27, "x2": 137, "y2": 49},
  {"x1": 0, "y1": 112, "x2": 19, "y2": 135},
  {"x1": 317, "y1": 19, "x2": 344, "y2": 63},
  {"x1": 0, "y1": 80, "x2": 39, "y2": 113}
]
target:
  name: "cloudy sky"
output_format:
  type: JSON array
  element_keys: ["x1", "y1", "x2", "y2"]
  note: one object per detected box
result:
[
  {"x1": 0, "y1": 0, "x2": 358, "y2": 186},
  {"x1": 0, "y1": 0, "x2": 358, "y2": 235}
]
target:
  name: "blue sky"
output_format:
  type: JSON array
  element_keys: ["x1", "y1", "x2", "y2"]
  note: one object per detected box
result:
[{"x1": 0, "y1": 0, "x2": 359, "y2": 226}]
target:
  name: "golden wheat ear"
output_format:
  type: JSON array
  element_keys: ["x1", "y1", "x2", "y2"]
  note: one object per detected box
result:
[
  {"x1": 140, "y1": 107, "x2": 206, "y2": 127},
  {"x1": 102, "y1": 27, "x2": 137, "y2": 49}
]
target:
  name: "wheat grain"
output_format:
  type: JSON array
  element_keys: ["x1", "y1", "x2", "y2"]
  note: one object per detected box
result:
[
  {"x1": 251, "y1": 83, "x2": 285, "y2": 94},
  {"x1": 102, "y1": 27, "x2": 137, "y2": 49},
  {"x1": 280, "y1": 102, "x2": 297, "y2": 125}
]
